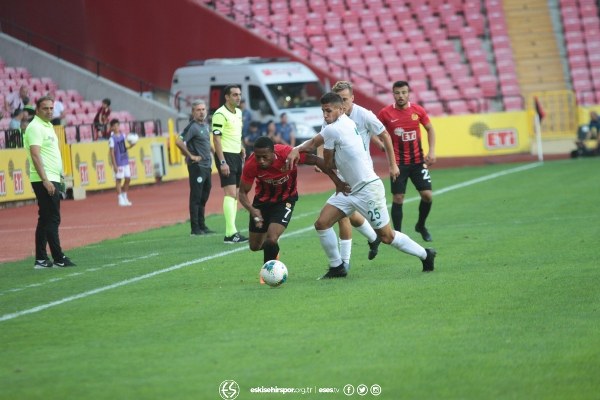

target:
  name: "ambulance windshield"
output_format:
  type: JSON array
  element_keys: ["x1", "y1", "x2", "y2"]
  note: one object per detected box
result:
[{"x1": 267, "y1": 81, "x2": 324, "y2": 109}]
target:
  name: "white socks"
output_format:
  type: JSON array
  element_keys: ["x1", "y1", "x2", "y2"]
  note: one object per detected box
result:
[
  {"x1": 390, "y1": 231, "x2": 427, "y2": 259},
  {"x1": 355, "y1": 220, "x2": 378, "y2": 243},
  {"x1": 339, "y1": 239, "x2": 352, "y2": 265},
  {"x1": 317, "y1": 228, "x2": 342, "y2": 267}
]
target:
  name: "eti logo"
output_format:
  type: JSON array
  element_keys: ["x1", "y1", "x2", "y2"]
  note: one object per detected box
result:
[{"x1": 484, "y1": 129, "x2": 518, "y2": 149}]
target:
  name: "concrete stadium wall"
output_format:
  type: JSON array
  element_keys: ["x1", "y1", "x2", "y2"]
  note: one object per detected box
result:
[{"x1": 0, "y1": 34, "x2": 180, "y2": 125}]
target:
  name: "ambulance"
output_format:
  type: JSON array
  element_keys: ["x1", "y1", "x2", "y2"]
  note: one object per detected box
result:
[{"x1": 170, "y1": 57, "x2": 326, "y2": 142}]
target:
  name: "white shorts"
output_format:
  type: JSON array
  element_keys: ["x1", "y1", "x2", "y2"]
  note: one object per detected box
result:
[
  {"x1": 326, "y1": 179, "x2": 389, "y2": 229},
  {"x1": 115, "y1": 165, "x2": 131, "y2": 179}
]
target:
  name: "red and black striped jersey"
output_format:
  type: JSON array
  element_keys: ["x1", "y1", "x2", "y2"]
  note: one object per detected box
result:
[
  {"x1": 377, "y1": 102, "x2": 430, "y2": 165},
  {"x1": 241, "y1": 144, "x2": 307, "y2": 205}
]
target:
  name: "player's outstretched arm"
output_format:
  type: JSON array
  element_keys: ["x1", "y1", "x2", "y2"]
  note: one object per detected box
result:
[
  {"x1": 303, "y1": 153, "x2": 350, "y2": 195},
  {"x1": 379, "y1": 131, "x2": 400, "y2": 181},
  {"x1": 286, "y1": 134, "x2": 324, "y2": 169}
]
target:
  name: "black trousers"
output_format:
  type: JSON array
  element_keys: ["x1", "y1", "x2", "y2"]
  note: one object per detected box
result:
[
  {"x1": 31, "y1": 181, "x2": 64, "y2": 261},
  {"x1": 187, "y1": 163, "x2": 212, "y2": 233}
]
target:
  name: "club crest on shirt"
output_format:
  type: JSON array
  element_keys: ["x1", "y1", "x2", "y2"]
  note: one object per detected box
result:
[{"x1": 411, "y1": 113, "x2": 419, "y2": 121}]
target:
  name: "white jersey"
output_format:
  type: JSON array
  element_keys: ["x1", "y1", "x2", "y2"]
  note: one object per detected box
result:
[
  {"x1": 348, "y1": 103, "x2": 385, "y2": 164},
  {"x1": 321, "y1": 114, "x2": 380, "y2": 193},
  {"x1": 321, "y1": 103, "x2": 385, "y2": 166}
]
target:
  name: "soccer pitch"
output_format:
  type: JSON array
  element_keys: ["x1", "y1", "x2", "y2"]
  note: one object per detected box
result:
[{"x1": 1, "y1": 158, "x2": 599, "y2": 400}]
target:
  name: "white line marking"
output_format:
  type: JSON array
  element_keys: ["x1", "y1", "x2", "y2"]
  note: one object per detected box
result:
[
  {"x1": 0, "y1": 253, "x2": 160, "y2": 296},
  {"x1": 0, "y1": 163, "x2": 542, "y2": 322}
]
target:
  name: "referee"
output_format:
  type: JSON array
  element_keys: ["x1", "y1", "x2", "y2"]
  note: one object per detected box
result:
[{"x1": 212, "y1": 85, "x2": 249, "y2": 244}]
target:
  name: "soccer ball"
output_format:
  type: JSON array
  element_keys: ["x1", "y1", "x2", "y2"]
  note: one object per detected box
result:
[
  {"x1": 126, "y1": 133, "x2": 139, "y2": 145},
  {"x1": 260, "y1": 260, "x2": 288, "y2": 287}
]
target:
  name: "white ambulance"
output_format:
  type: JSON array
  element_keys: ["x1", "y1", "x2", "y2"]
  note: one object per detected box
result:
[{"x1": 170, "y1": 57, "x2": 325, "y2": 142}]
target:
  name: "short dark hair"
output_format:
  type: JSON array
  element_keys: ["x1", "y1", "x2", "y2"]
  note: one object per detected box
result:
[
  {"x1": 36, "y1": 96, "x2": 54, "y2": 108},
  {"x1": 254, "y1": 136, "x2": 274, "y2": 151},
  {"x1": 392, "y1": 81, "x2": 410, "y2": 91},
  {"x1": 224, "y1": 85, "x2": 241, "y2": 96},
  {"x1": 109, "y1": 118, "x2": 119, "y2": 127},
  {"x1": 103, "y1": 98, "x2": 111, "y2": 106},
  {"x1": 320, "y1": 92, "x2": 343, "y2": 106}
]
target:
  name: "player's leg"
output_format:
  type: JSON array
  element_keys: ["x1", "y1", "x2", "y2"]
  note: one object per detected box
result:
[
  {"x1": 198, "y1": 169, "x2": 213, "y2": 233},
  {"x1": 337, "y1": 217, "x2": 352, "y2": 266},
  {"x1": 412, "y1": 164, "x2": 433, "y2": 242},
  {"x1": 349, "y1": 211, "x2": 380, "y2": 260},
  {"x1": 390, "y1": 167, "x2": 409, "y2": 231},
  {"x1": 262, "y1": 201, "x2": 294, "y2": 263},
  {"x1": 361, "y1": 180, "x2": 436, "y2": 272},
  {"x1": 316, "y1": 195, "x2": 353, "y2": 279},
  {"x1": 222, "y1": 154, "x2": 247, "y2": 243}
]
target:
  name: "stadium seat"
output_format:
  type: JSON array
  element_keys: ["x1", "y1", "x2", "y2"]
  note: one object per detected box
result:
[{"x1": 503, "y1": 96, "x2": 524, "y2": 111}]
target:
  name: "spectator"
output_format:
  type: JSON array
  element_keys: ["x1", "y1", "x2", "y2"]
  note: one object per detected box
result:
[
  {"x1": 93, "y1": 98, "x2": 111, "y2": 140},
  {"x1": 264, "y1": 120, "x2": 278, "y2": 143},
  {"x1": 49, "y1": 91, "x2": 65, "y2": 126},
  {"x1": 243, "y1": 121, "x2": 263, "y2": 154},
  {"x1": 9, "y1": 109, "x2": 23, "y2": 130},
  {"x1": 23, "y1": 96, "x2": 76, "y2": 269},
  {"x1": 240, "y1": 99, "x2": 252, "y2": 136},
  {"x1": 5, "y1": 85, "x2": 29, "y2": 115},
  {"x1": 275, "y1": 112, "x2": 296, "y2": 146}
]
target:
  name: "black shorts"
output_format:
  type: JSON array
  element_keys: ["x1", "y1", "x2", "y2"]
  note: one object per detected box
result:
[
  {"x1": 249, "y1": 201, "x2": 296, "y2": 233},
  {"x1": 390, "y1": 163, "x2": 432, "y2": 194},
  {"x1": 216, "y1": 152, "x2": 243, "y2": 187}
]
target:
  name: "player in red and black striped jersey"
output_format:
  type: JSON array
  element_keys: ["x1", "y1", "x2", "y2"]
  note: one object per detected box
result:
[
  {"x1": 377, "y1": 81, "x2": 437, "y2": 242},
  {"x1": 239, "y1": 136, "x2": 347, "y2": 264}
]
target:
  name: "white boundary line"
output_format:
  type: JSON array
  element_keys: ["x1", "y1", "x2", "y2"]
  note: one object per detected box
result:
[{"x1": 0, "y1": 162, "x2": 542, "y2": 323}]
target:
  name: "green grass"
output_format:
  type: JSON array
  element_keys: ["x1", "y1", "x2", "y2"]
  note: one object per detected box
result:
[{"x1": 1, "y1": 158, "x2": 599, "y2": 400}]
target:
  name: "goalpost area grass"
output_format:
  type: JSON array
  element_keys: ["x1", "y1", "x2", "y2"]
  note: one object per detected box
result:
[{"x1": 1, "y1": 158, "x2": 598, "y2": 399}]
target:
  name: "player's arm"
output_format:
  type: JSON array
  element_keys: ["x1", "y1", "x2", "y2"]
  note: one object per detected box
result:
[
  {"x1": 423, "y1": 122, "x2": 436, "y2": 166},
  {"x1": 379, "y1": 130, "x2": 400, "y2": 181},
  {"x1": 239, "y1": 178, "x2": 263, "y2": 228},
  {"x1": 302, "y1": 153, "x2": 350, "y2": 195},
  {"x1": 175, "y1": 137, "x2": 200, "y2": 163},
  {"x1": 286, "y1": 134, "x2": 324, "y2": 169}
]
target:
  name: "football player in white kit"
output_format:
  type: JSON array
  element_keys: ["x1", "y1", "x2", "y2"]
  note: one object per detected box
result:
[
  {"x1": 327, "y1": 81, "x2": 399, "y2": 267},
  {"x1": 287, "y1": 92, "x2": 436, "y2": 279}
]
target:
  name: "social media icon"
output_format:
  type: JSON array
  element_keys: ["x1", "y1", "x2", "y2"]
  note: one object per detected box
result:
[
  {"x1": 343, "y1": 384, "x2": 355, "y2": 396},
  {"x1": 357, "y1": 384, "x2": 368, "y2": 396},
  {"x1": 371, "y1": 384, "x2": 382, "y2": 396}
]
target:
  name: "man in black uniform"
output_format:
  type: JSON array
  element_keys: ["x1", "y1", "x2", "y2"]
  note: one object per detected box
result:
[{"x1": 175, "y1": 100, "x2": 215, "y2": 236}]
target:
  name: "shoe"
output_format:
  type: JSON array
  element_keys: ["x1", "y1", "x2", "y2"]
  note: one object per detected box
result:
[
  {"x1": 54, "y1": 256, "x2": 77, "y2": 267},
  {"x1": 200, "y1": 227, "x2": 216, "y2": 234},
  {"x1": 223, "y1": 232, "x2": 248, "y2": 244},
  {"x1": 368, "y1": 238, "x2": 381, "y2": 260},
  {"x1": 318, "y1": 262, "x2": 348, "y2": 280},
  {"x1": 415, "y1": 224, "x2": 433, "y2": 242},
  {"x1": 421, "y1": 248, "x2": 436, "y2": 272},
  {"x1": 34, "y1": 259, "x2": 53, "y2": 269},
  {"x1": 190, "y1": 231, "x2": 205, "y2": 236},
  {"x1": 118, "y1": 197, "x2": 128, "y2": 207}
]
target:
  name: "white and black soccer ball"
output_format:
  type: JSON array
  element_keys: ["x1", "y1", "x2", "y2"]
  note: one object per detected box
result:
[
  {"x1": 126, "y1": 133, "x2": 139, "y2": 145},
  {"x1": 260, "y1": 260, "x2": 288, "y2": 287}
]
